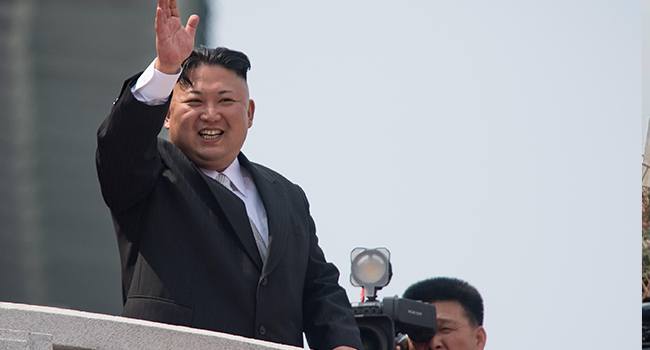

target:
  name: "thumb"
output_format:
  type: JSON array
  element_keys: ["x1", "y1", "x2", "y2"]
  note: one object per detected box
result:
[{"x1": 186, "y1": 14, "x2": 200, "y2": 37}]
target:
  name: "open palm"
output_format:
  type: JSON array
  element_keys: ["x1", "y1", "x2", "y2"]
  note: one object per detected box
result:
[{"x1": 154, "y1": 0, "x2": 199, "y2": 74}]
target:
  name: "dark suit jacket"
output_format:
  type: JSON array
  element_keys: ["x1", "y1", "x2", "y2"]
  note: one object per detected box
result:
[{"x1": 96, "y1": 74, "x2": 362, "y2": 350}]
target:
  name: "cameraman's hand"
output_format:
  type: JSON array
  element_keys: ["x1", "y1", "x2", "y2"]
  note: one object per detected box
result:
[
  {"x1": 154, "y1": 0, "x2": 199, "y2": 74},
  {"x1": 396, "y1": 337, "x2": 414, "y2": 350}
]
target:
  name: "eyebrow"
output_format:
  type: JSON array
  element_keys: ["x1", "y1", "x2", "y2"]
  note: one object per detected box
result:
[
  {"x1": 188, "y1": 90, "x2": 233, "y2": 95},
  {"x1": 437, "y1": 318, "x2": 459, "y2": 326}
]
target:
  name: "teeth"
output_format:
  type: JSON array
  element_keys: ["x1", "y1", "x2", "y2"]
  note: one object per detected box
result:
[
  {"x1": 200, "y1": 129, "x2": 222, "y2": 135},
  {"x1": 199, "y1": 129, "x2": 223, "y2": 139}
]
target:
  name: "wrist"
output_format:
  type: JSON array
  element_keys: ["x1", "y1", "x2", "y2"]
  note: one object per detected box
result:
[{"x1": 154, "y1": 58, "x2": 181, "y2": 75}]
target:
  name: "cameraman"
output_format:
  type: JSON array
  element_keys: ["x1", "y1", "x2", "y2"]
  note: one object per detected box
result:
[{"x1": 401, "y1": 277, "x2": 487, "y2": 350}]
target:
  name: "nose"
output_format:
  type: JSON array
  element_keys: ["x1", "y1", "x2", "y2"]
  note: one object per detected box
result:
[
  {"x1": 429, "y1": 334, "x2": 443, "y2": 349},
  {"x1": 200, "y1": 105, "x2": 221, "y2": 122}
]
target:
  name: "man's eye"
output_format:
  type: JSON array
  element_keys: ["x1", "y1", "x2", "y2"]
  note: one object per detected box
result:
[
  {"x1": 220, "y1": 98, "x2": 234, "y2": 103},
  {"x1": 186, "y1": 99, "x2": 202, "y2": 104}
]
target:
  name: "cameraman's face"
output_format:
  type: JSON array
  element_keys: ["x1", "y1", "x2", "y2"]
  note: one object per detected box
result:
[{"x1": 411, "y1": 301, "x2": 486, "y2": 350}]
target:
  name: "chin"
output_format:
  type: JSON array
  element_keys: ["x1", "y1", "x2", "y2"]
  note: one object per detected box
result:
[{"x1": 198, "y1": 157, "x2": 230, "y2": 171}]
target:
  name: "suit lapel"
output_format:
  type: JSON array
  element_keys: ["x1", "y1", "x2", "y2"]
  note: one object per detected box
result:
[
  {"x1": 159, "y1": 141, "x2": 264, "y2": 269},
  {"x1": 238, "y1": 154, "x2": 289, "y2": 277},
  {"x1": 199, "y1": 171, "x2": 265, "y2": 269}
]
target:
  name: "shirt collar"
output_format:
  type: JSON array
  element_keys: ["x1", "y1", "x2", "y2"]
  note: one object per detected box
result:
[{"x1": 200, "y1": 158, "x2": 248, "y2": 197}]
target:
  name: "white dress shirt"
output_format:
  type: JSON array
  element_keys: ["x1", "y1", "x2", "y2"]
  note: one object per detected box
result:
[
  {"x1": 132, "y1": 59, "x2": 182, "y2": 106},
  {"x1": 199, "y1": 161, "x2": 269, "y2": 246},
  {"x1": 131, "y1": 59, "x2": 269, "y2": 246}
]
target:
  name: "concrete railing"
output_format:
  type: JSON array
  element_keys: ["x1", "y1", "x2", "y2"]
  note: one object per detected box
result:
[{"x1": 0, "y1": 302, "x2": 300, "y2": 350}]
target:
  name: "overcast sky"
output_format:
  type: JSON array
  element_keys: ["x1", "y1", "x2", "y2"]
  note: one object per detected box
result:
[
  {"x1": 206, "y1": 1, "x2": 637, "y2": 349},
  {"x1": 641, "y1": 0, "x2": 650, "y2": 153}
]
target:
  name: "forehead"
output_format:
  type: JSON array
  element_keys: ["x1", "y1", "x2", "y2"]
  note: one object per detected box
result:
[{"x1": 432, "y1": 300, "x2": 471, "y2": 325}]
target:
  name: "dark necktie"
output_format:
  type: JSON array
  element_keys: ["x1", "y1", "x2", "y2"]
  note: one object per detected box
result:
[{"x1": 215, "y1": 173, "x2": 268, "y2": 261}]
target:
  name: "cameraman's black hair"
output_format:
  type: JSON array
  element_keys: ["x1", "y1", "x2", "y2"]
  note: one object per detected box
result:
[
  {"x1": 178, "y1": 46, "x2": 251, "y2": 87},
  {"x1": 403, "y1": 277, "x2": 484, "y2": 327}
]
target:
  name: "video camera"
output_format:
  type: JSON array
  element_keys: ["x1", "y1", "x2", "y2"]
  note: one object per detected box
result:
[{"x1": 350, "y1": 248, "x2": 437, "y2": 350}]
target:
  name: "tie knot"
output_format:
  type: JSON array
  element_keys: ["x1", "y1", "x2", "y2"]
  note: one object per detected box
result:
[{"x1": 215, "y1": 173, "x2": 233, "y2": 192}]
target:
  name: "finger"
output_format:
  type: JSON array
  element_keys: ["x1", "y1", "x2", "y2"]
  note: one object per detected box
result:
[
  {"x1": 169, "y1": 0, "x2": 179, "y2": 18},
  {"x1": 185, "y1": 14, "x2": 200, "y2": 37},
  {"x1": 155, "y1": 6, "x2": 168, "y2": 34},
  {"x1": 158, "y1": 0, "x2": 169, "y2": 16}
]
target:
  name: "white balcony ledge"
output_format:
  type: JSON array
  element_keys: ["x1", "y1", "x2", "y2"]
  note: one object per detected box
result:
[{"x1": 0, "y1": 302, "x2": 300, "y2": 350}]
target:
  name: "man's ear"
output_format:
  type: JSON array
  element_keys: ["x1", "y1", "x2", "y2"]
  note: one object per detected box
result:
[
  {"x1": 164, "y1": 110, "x2": 171, "y2": 130},
  {"x1": 247, "y1": 99, "x2": 255, "y2": 128},
  {"x1": 474, "y1": 326, "x2": 487, "y2": 350}
]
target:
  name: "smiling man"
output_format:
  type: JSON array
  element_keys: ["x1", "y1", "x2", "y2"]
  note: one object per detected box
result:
[
  {"x1": 165, "y1": 60, "x2": 254, "y2": 172},
  {"x1": 95, "y1": 1, "x2": 361, "y2": 349},
  {"x1": 402, "y1": 278, "x2": 487, "y2": 350}
]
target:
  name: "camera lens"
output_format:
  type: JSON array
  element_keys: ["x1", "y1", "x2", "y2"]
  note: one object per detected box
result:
[{"x1": 358, "y1": 324, "x2": 389, "y2": 350}]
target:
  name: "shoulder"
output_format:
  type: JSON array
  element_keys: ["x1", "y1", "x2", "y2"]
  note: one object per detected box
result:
[
  {"x1": 156, "y1": 138, "x2": 200, "y2": 175},
  {"x1": 249, "y1": 161, "x2": 292, "y2": 184},
  {"x1": 241, "y1": 155, "x2": 309, "y2": 199}
]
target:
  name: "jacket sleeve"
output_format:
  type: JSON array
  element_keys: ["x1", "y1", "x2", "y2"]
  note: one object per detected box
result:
[
  {"x1": 96, "y1": 73, "x2": 171, "y2": 216},
  {"x1": 299, "y1": 187, "x2": 363, "y2": 350}
]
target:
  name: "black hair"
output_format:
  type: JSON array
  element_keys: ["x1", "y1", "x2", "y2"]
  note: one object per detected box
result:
[
  {"x1": 178, "y1": 46, "x2": 251, "y2": 87},
  {"x1": 403, "y1": 277, "x2": 484, "y2": 327}
]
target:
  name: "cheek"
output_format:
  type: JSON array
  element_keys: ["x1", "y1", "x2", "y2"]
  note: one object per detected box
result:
[
  {"x1": 168, "y1": 117, "x2": 195, "y2": 142},
  {"x1": 443, "y1": 334, "x2": 467, "y2": 346},
  {"x1": 174, "y1": 114, "x2": 196, "y2": 130},
  {"x1": 225, "y1": 113, "x2": 250, "y2": 130}
]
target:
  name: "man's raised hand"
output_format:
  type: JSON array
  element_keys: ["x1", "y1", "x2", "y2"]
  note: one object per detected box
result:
[{"x1": 154, "y1": 0, "x2": 199, "y2": 74}]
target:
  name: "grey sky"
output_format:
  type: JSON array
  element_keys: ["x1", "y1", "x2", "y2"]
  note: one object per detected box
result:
[
  {"x1": 207, "y1": 1, "x2": 637, "y2": 349},
  {"x1": 641, "y1": 0, "x2": 650, "y2": 152}
]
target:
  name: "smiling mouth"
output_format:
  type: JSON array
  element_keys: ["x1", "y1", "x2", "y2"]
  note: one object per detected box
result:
[{"x1": 198, "y1": 129, "x2": 223, "y2": 139}]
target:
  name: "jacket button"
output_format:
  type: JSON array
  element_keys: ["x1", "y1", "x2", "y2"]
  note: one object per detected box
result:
[
  {"x1": 261, "y1": 277, "x2": 268, "y2": 286},
  {"x1": 259, "y1": 325, "x2": 266, "y2": 335}
]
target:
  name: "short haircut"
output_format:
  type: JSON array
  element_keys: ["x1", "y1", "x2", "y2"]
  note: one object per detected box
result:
[
  {"x1": 403, "y1": 277, "x2": 484, "y2": 327},
  {"x1": 178, "y1": 46, "x2": 251, "y2": 87}
]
